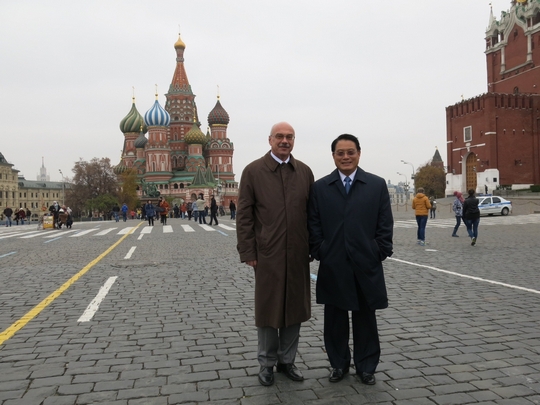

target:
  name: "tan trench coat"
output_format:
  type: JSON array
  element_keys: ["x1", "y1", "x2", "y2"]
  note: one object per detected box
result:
[{"x1": 237, "y1": 152, "x2": 314, "y2": 329}]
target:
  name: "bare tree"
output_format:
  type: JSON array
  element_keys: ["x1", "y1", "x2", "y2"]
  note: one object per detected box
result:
[{"x1": 66, "y1": 158, "x2": 119, "y2": 216}]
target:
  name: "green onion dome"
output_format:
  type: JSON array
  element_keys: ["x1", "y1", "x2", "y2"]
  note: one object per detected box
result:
[{"x1": 120, "y1": 100, "x2": 147, "y2": 134}]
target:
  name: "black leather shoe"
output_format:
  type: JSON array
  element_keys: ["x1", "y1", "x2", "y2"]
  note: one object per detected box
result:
[
  {"x1": 276, "y1": 363, "x2": 304, "y2": 381},
  {"x1": 329, "y1": 367, "x2": 349, "y2": 382},
  {"x1": 258, "y1": 366, "x2": 274, "y2": 386},
  {"x1": 359, "y1": 372, "x2": 376, "y2": 385}
]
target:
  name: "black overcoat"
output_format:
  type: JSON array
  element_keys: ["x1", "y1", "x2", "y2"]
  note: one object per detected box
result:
[{"x1": 308, "y1": 168, "x2": 393, "y2": 311}]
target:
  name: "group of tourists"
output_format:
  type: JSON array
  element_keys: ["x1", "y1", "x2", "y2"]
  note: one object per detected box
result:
[
  {"x1": 412, "y1": 188, "x2": 481, "y2": 246},
  {"x1": 48, "y1": 201, "x2": 73, "y2": 229},
  {"x1": 2, "y1": 207, "x2": 32, "y2": 226}
]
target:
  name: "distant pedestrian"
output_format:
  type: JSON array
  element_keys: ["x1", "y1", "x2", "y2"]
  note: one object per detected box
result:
[
  {"x1": 195, "y1": 197, "x2": 207, "y2": 224},
  {"x1": 192, "y1": 200, "x2": 199, "y2": 222},
  {"x1": 429, "y1": 196, "x2": 437, "y2": 219},
  {"x1": 157, "y1": 197, "x2": 169, "y2": 225},
  {"x1": 209, "y1": 196, "x2": 219, "y2": 225},
  {"x1": 18, "y1": 209, "x2": 26, "y2": 225},
  {"x1": 462, "y1": 189, "x2": 480, "y2": 246},
  {"x1": 229, "y1": 200, "x2": 236, "y2": 220},
  {"x1": 145, "y1": 200, "x2": 156, "y2": 226},
  {"x1": 3, "y1": 207, "x2": 13, "y2": 227},
  {"x1": 173, "y1": 204, "x2": 180, "y2": 218},
  {"x1": 187, "y1": 201, "x2": 193, "y2": 220},
  {"x1": 121, "y1": 203, "x2": 128, "y2": 222},
  {"x1": 451, "y1": 191, "x2": 464, "y2": 237},
  {"x1": 181, "y1": 202, "x2": 187, "y2": 219},
  {"x1": 112, "y1": 204, "x2": 120, "y2": 222},
  {"x1": 412, "y1": 188, "x2": 431, "y2": 246}
]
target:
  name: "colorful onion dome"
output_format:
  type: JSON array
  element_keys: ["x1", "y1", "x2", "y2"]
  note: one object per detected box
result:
[
  {"x1": 144, "y1": 97, "x2": 171, "y2": 127},
  {"x1": 120, "y1": 100, "x2": 147, "y2": 133},
  {"x1": 208, "y1": 98, "x2": 230, "y2": 125},
  {"x1": 134, "y1": 131, "x2": 148, "y2": 148},
  {"x1": 174, "y1": 34, "x2": 186, "y2": 50},
  {"x1": 185, "y1": 122, "x2": 207, "y2": 145},
  {"x1": 114, "y1": 161, "x2": 127, "y2": 175}
]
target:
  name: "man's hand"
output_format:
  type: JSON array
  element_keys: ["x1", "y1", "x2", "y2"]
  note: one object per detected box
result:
[{"x1": 246, "y1": 260, "x2": 257, "y2": 268}]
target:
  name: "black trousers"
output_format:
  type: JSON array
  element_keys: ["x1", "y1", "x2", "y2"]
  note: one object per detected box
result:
[{"x1": 324, "y1": 282, "x2": 380, "y2": 374}]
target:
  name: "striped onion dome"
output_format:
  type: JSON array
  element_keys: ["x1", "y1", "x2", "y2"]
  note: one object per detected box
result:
[
  {"x1": 134, "y1": 131, "x2": 148, "y2": 148},
  {"x1": 144, "y1": 98, "x2": 171, "y2": 127},
  {"x1": 185, "y1": 122, "x2": 207, "y2": 145},
  {"x1": 207, "y1": 98, "x2": 230, "y2": 125},
  {"x1": 119, "y1": 101, "x2": 147, "y2": 134},
  {"x1": 114, "y1": 161, "x2": 127, "y2": 175}
]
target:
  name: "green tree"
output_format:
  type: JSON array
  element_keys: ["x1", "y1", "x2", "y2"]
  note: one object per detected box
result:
[
  {"x1": 414, "y1": 163, "x2": 446, "y2": 198},
  {"x1": 86, "y1": 194, "x2": 118, "y2": 215},
  {"x1": 118, "y1": 168, "x2": 140, "y2": 211},
  {"x1": 66, "y1": 157, "x2": 119, "y2": 216}
]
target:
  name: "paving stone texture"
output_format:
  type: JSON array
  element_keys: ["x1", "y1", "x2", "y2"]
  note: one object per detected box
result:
[{"x1": 1, "y1": 197, "x2": 540, "y2": 404}]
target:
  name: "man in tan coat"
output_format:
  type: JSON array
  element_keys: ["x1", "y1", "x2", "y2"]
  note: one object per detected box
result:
[{"x1": 237, "y1": 122, "x2": 314, "y2": 386}]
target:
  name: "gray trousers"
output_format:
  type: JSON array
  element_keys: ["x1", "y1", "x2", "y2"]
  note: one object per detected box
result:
[{"x1": 257, "y1": 323, "x2": 301, "y2": 367}]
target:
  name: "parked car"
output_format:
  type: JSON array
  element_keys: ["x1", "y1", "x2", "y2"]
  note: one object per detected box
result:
[{"x1": 478, "y1": 196, "x2": 512, "y2": 216}]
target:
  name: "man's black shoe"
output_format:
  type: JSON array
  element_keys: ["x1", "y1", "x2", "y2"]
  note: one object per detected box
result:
[
  {"x1": 359, "y1": 372, "x2": 376, "y2": 385},
  {"x1": 329, "y1": 367, "x2": 349, "y2": 383},
  {"x1": 258, "y1": 366, "x2": 274, "y2": 386},
  {"x1": 276, "y1": 363, "x2": 304, "y2": 381}
]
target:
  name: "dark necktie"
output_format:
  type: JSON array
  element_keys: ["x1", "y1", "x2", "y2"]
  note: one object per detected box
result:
[{"x1": 345, "y1": 177, "x2": 351, "y2": 194}]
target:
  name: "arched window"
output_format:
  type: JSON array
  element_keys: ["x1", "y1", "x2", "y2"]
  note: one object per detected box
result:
[
  {"x1": 173, "y1": 183, "x2": 178, "y2": 189},
  {"x1": 180, "y1": 183, "x2": 184, "y2": 188}
]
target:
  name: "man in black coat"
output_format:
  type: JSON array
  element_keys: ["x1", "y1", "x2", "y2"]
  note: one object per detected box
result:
[
  {"x1": 208, "y1": 196, "x2": 219, "y2": 226},
  {"x1": 308, "y1": 134, "x2": 393, "y2": 385}
]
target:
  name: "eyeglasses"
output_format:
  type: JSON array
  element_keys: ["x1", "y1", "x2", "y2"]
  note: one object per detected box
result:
[
  {"x1": 273, "y1": 134, "x2": 295, "y2": 141},
  {"x1": 333, "y1": 149, "x2": 359, "y2": 157}
]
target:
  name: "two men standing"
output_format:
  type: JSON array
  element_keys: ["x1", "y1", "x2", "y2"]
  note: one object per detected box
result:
[{"x1": 237, "y1": 126, "x2": 393, "y2": 387}]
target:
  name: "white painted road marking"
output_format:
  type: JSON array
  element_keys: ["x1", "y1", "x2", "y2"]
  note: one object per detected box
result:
[
  {"x1": 218, "y1": 224, "x2": 236, "y2": 230},
  {"x1": 141, "y1": 226, "x2": 153, "y2": 234},
  {"x1": 389, "y1": 257, "x2": 540, "y2": 295},
  {"x1": 124, "y1": 246, "x2": 136, "y2": 259},
  {"x1": 199, "y1": 224, "x2": 215, "y2": 232},
  {"x1": 118, "y1": 227, "x2": 136, "y2": 235},
  {"x1": 163, "y1": 225, "x2": 173, "y2": 233},
  {"x1": 20, "y1": 231, "x2": 51, "y2": 239},
  {"x1": 181, "y1": 225, "x2": 195, "y2": 232},
  {"x1": 43, "y1": 230, "x2": 77, "y2": 238},
  {"x1": 70, "y1": 229, "x2": 97, "y2": 237},
  {"x1": 137, "y1": 234, "x2": 144, "y2": 240},
  {"x1": 95, "y1": 228, "x2": 117, "y2": 236},
  {"x1": 0, "y1": 251, "x2": 16, "y2": 259},
  {"x1": 78, "y1": 276, "x2": 118, "y2": 322}
]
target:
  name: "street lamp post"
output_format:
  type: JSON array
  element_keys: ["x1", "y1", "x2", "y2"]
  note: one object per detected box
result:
[
  {"x1": 58, "y1": 169, "x2": 65, "y2": 206},
  {"x1": 401, "y1": 160, "x2": 415, "y2": 190},
  {"x1": 397, "y1": 172, "x2": 409, "y2": 201}
]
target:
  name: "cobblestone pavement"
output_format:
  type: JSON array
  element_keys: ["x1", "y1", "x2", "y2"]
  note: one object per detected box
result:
[{"x1": 1, "y1": 207, "x2": 540, "y2": 404}]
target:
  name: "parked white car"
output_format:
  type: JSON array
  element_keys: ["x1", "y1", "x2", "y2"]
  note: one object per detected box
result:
[{"x1": 477, "y1": 196, "x2": 512, "y2": 216}]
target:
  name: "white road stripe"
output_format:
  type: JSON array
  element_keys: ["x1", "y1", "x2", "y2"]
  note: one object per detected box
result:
[
  {"x1": 70, "y1": 229, "x2": 97, "y2": 237},
  {"x1": 118, "y1": 227, "x2": 135, "y2": 235},
  {"x1": 43, "y1": 230, "x2": 77, "y2": 238},
  {"x1": 199, "y1": 224, "x2": 215, "y2": 232},
  {"x1": 78, "y1": 276, "x2": 118, "y2": 322},
  {"x1": 389, "y1": 257, "x2": 540, "y2": 295},
  {"x1": 181, "y1": 225, "x2": 195, "y2": 232},
  {"x1": 163, "y1": 225, "x2": 173, "y2": 233},
  {"x1": 141, "y1": 226, "x2": 153, "y2": 234},
  {"x1": 124, "y1": 246, "x2": 136, "y2": 259},
  {"x1": 137, "y1": 234, "x2": 144, "y2": 240},
  {"x1": 218, "y1": 224, "x2": 236, "y2": 230},
  {"x1": 95, "y1": 228, "x2": 117, "y2": 236},
  {"x1": 20, "y1": 231, "x2": 53, "y2": 239}
]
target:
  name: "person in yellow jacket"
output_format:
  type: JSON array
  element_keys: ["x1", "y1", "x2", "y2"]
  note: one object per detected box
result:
[{"x1": 412, "y1": 188, "x2": 431, "y2": 246}]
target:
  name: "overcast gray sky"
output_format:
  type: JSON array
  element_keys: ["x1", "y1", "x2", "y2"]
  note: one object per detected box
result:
[{"x1": 1, "y1": 0, "x2": 511, "y2": 185}]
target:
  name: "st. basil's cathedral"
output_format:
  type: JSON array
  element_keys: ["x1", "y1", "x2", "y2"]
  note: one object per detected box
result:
[{"x1": 114, "y1": 34, "x2": 237, "y2": 206}]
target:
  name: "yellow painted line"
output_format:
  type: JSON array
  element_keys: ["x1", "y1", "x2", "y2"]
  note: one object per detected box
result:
[{"x1": 0, "y1": 222, "x2": 143, "y2": 346}]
